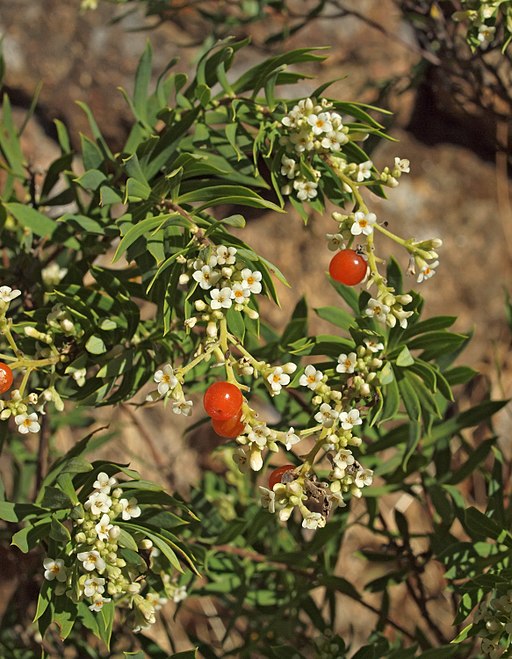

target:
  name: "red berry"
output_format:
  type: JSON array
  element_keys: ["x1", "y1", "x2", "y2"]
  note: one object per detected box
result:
[
  {"x1": 212, "y1": 410, "x2": 245, "y2": 438},
  {"x1": 268, "y1": 464, "x2": 296, "y2": 490},
  {"x1": 0, "y1": 363, "x2": 13, "y2": 394},
  {"x1": 203, "y1": 381, "x2": 243, "y2": 421},
  {"x1": 329, "y1": 249, "x2": 367, "y2": 286}
]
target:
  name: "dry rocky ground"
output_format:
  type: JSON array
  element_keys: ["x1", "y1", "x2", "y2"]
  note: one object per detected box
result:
[{"x1": 1, "y1": 0, "x2": 511, "y2": 654}]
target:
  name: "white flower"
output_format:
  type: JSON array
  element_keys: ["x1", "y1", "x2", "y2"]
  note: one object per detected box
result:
[
  {"x1": 326, "y1": 233, "x2": 344, "y2": 251},
  {"x1": 339, "y1": 408, "x2": 362, "y2": 430},
  {"x1": 332, "y1": 448, "x2": 355, "y2": 472},
  {"x1": 351, "y1": 211, "x2": 377, "y2": 236},
  {"x1": 88, "y1": 595, "x2": 111, "y2": 612},
  {"x1": 0, "y1": 286, "x2": 21, "y2": 303},
  {"x1": 15, "y1": 412, "x2": 40, "y2": 435},
  {"x1": 355, "y1": 160, "x2": 372, "y2": 182},
  {"x1": 364, "y1": 338, "x2": 384, "y2": 353},
  {"x1": 240, "y1": 269, "x2": 263, "y2": 295},
  {"x1": 290, "y1": 129, "x2": 315, "y2": 153},
  {"x1": 146, "y1": 591, "x2": 168, "y2": 610},
  {"x1": 260, "y1": 486, "x2": 276, "y2": 513},
  {"x1": 95, "y1": 514, "x2": 113, "y2": 541},
  {"x1": 299, "y1": 365, "x2": 323, "y2": 390},
  {"x1": 321, "y1": 130, "x2": 347, "y2": 151},
  {"x1": 355, "y1": 468, "x2": 373, "y2": 488},
  {"x1": 247, "y1": 424, "x2": 272, "y2": 448},
  {"x1": 71, "y1": 367, "x2": 87, "y2": 387},
  {"x1": 281, "y1": 155, "x2": 297, "y2": 179},
  {"x1": 154, "y1": 364, "x2": 178, "y2": 396},
  {"x1": 172, "y1": 585, "x2": 188, "y2": 603},
  {"x1": 233, "y1": 447, "x2": 250, "y2": 473},
  {"x1": 172, "y1": 399, "x2": 193, "y2": 416},
  {"x1": 477, "y1": 23, "x2": 495, "y2": 47},
  {"x1": 302, "y1": 512, "x2": 326, "y2": 529},
  {"x1": 216, "y1": 245, "x2": 237, "y2": 265},
  {"x1": 85, "y1": 491, "x2": 112, "y2": 516},
  {"x1": 307, "y1": 112, "x2": 333, "y2": 135},
  {"x1": 314, "y1": 403, "x2": 339, "y2": 428},
  {"x1": 231, "y1": 282, "x2": 250, "y2": 305},
  {"x1": 267, "y1": 367, "x2": 290, "y2": 394},
  {"x1": 41, "y1": 263, "x2": 68, "y2": 287},
  {"x1": 417, "y1": 260, "x2": 439, "y2": 283},
  {"x1": 336, "y1": 352, "x2": 357, "y2": 374},
  {"x1": 394, "y1": 157, "x2": 410, "y2": 173},
  {"x1": 43, "y1": 558, "x2": 67, "y2": 582},
  {"x1": 365, "y1": 298, "x2": 390, "y2": 323},
  {"x1": 77, "y1": 550, "x2": 106, "y2": 573},
  {"x1": 293, "y1": 179, "x2": 318, "y2": 201},
  {"x1": 120, "y1": 497, "x2": 141, "y2": 521},
  {"x1": 84, "y1": 576, "x2": 106, "y2": 598},
  {"x1": 192, "y1": 265, "x2": 219, "y2": 290},
  {"x1": 210, "y1": 287, "x2": 234, "y2": 310},
  {"x1": 284, "y1": 427, "x2": 300, "y2": 451},
  {"x1": 93, "y1": 472, "x2": 117, "y2": 494}
]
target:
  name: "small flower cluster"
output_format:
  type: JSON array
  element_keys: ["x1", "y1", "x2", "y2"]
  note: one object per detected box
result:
[
  {"x1": 42, "y1": 472, "x2": 184, "y2": 633},
  {"x1": 180, "y1": 245, "x2": 262, "y2": 339},
  {"x1": 256, "y1": 340, "x2": 382, "y2": 528},
  {"x1": 279, "y1": 97, "x2": 349, "y2": 201},
  {"x1": 364, "y1": 292, "x2": 414, "y2": 330},
  {"x1": 453, "y1": 1, "x2": 501, "y2": 49},
  {"x1": 229, "y1": 360, "x2": 298, "y2": 471},
  {"x1": 474, "y1": 590, "x2": 512, "y2": 657},
  {"x1": 148, "y1": 363, "x2": 193, "y2": 416},
  {"x1": 378, "y1": 157, "x2": 411, "y2": 189}
]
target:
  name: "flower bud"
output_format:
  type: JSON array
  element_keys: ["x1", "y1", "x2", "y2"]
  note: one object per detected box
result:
[
  {"x1": 194, "y1": 300, "x2": 207, "y2": 312},
  {"x1": 243, "y1": 307, "x2": 259, "y2": 320},
  {"x1": 178, "y1": 273, "x2": 190, "y2": 286},
  {"x1": 206, "y1": 321, "x2": 218, "y2": 338}
]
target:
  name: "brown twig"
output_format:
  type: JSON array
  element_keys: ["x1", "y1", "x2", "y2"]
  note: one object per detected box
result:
[{"x1": 120, "y1": 403, "x2": 165, "y2": 470}]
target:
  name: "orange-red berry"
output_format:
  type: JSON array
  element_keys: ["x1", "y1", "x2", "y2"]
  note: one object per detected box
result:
[
  {"x1": 329, "y1": 249, "x2": 367, "y2": 286},
  {"x1": 0, "y1": 363, "x2": 13, "y2": 394},
  {"x1": 212, "y1": 409, "x2": 245, "y2": 438},
  {"x1": 268, "y1": 464, "x2": 296, "y2": 490},
  {"x1": 203, "y1": 381, "x2": 243, "y2": 421}
]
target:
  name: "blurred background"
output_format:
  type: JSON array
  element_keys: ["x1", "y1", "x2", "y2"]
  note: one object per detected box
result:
[{"x1": 1, "y1": 0, "x2": 511, "y2": 653}]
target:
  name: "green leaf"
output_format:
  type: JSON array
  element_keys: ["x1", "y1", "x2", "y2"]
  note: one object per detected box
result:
[
  {"x1": 133, "y1": 40, "x2": 152, "y2": 123},
  {"x1": 97, "y1": 600, "x2": 115, "y2": 649},
  {"x1": 464, "y1": 507, "x2": 502, "y2": 540},
  {"x1": 177, "y1": 184, "x2": 283, "y2": 213},
  {"x1": 50, "y1": 516, "x2": 71, "y2": 543},
  {"x1": 5, "y1": 203, "x2": 79, "y2": 249},
  {"x1": 52, "y1": 595, "x2": 77, "y2": 640},
  {"x1": 75, "y1": 169, "x2": 107, "y2": 191},
  {"x1": 33, "y1": 581, "x2": 52, "y2": 623},
  {"x1": 85, "y1": 335, "x2": 107, "y2": 355},
  {"x1": 113, "y1": 213, "x2": 182, "y2": 262},
  {"x1": 395, "y1": 346, "x2": 414, "y2": 367},
  {"x1": 40, "y1": 485, "x2": 73, "y2": 510},
  {"x1": 315, "y1": 305, "x2": 355, "y2": 330}
]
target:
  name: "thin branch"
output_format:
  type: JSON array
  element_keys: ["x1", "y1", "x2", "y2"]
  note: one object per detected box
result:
[{"x1": 119, "y1": 403, "x2": 165, "y2": 470}]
